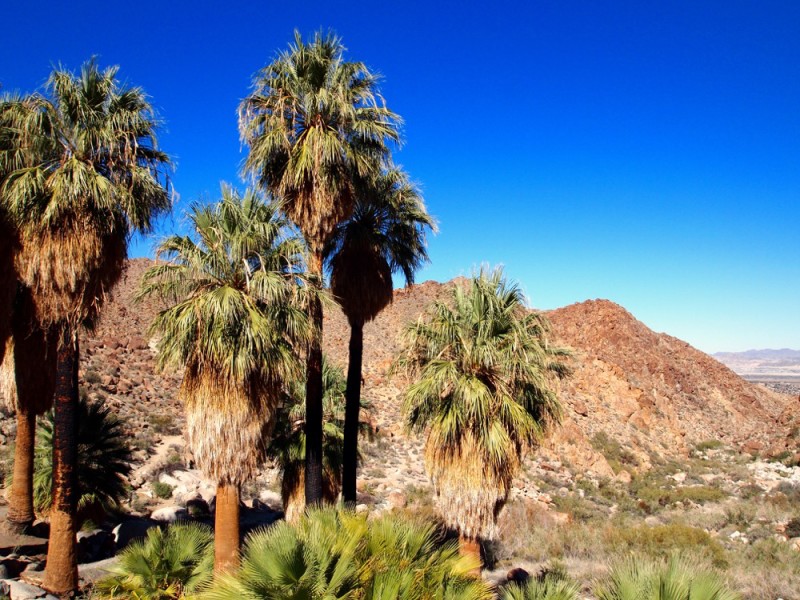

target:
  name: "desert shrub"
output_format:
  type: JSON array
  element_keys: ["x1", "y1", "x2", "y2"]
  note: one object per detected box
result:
[
  {"x1": 591, "y1": 432, "x2": 640, "y2": 473},
  {"x1": 152, "y1": 481, "x2": 174, "y2": 500},
  {"x1": 33, "y1": 397, "x2": 132, "y2": 523},
  {"x1": 148, "y1": 413, "x2": 178, "y2": 434},
  {"x1": 203, "y1": 508, "x2": 492, "y2": 600},
  {"x1": 595, "y1": 555, "x2": 739, "y2": 600},
  {"x1": 604, "y1": 523, "x2": 728, "y2": 568},
  {"x1": 94, "y1": 522, "x2": 213, "y2": 599},
  {"x1": 83, "y1": 368, "x2": 102, "y2": 385},
  {"x1": 634, "y1": 484, "x2": 726, "y2": 511},
  {"x1": 694, "y1": 440, "x2": 724, "y2": 453}
]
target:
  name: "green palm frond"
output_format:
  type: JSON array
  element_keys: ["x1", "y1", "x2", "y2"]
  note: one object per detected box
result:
[
  {"x1": 326, "y1": 167, "x2": 436, "y2": 325},
  {"x1": 0, "y1": 59, "x2": 171, "y2": 327},
  {"x1": 239, "y1": 30, "x2": 401, "y2": 251},
  {"x1": 394, "y1": 267, "x2": 570, "y2": 540},
  {"x1": 33, "y1": 396, "x2": 132, "y2": 518},
  {"x1": 94, "y1": 522, "x2": 214, "y2": 599},
  {"x1": 200, "y1": 508, "x2": 492, "y2": 600}
]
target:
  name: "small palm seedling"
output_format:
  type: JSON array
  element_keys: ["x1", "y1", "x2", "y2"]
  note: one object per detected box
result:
[
  {"x1": 594, "y1": 555, "x2": 741, "y2": 600},
  {"x1": 33, "y1": 395, "x2": 132, "y2": 526},
  {"x1": 94, "y1": 522, "x2": 214, "y2": 599}
]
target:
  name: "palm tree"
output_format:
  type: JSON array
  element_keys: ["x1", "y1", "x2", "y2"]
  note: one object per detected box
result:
[
  {"x1": 326, "y1": 167, "x2": 435, "y2": 505},
  {"x1": 0, "y1": 287, "x2": 58, "y2": 531},
  {"x1": 0, "y1": 60, "x2": 171, "y2": 594},
  {"x1": 239, "y1": 30, "x2": 401, "y2": 505},
  {"x1": 139, "y1": 186, "x2": 308, "y2": 573},
  {"x1": 394, "y1": 268, "x2": 569, "y2": 571}
]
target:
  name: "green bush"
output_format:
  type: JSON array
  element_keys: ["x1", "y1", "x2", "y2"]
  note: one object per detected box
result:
[
  {"x1": 605, "y1": 523, "x2": 728, "y2": 568},
  {"x1": 152, "y1": 481, "x2": 174, "y2": 500},
  {"x1": 591, "y1": 432, "x2": 640, "y2": 473},
  {"x1": 595, "y1": 555, "x2": 739, "y2": 600},
  {"x1": 94, "y1": 522, "x2": 213, "y2": 599}
]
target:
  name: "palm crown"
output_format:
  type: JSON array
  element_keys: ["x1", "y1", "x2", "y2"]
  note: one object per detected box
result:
[
  {"x1": 140, "y1": 186, "x2": 308, "y2": 484},
  {"x1": 327, "y1": 167, "x2": 436, "y2": 326},
  {"x1": 239, "y1": 30, "x2": 401, "y2": 254},
  {"x1": 395, "y1": 267, "x2": 569, "y2": 540},
  {"x1": 0, "y1": 59, "x2": 171, "y2": 327}
]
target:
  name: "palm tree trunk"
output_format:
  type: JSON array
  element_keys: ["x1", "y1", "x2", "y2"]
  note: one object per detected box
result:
[
  {"x1": 304, "y1": 251, "x2": 324, "y2": 505},
  {"x1": 214, "y1": 482, "x2": 240, "y2": 574},
  {"x1": 342, "y1": 321, "x2": 363, "y2": 506},
  {"x1": 458, "y1": 534, "x2": 482, "y2": 576},
  {"x1": 43, "y1": 330, "x2": 79, "y2": 595},
  {"x1": 7, "y1": 406, "x2": 36, "y2": 531}
]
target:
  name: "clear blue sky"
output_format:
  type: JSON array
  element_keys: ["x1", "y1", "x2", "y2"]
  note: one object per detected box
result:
[{"x1": 2, "y1": 1, "x2": 798, "y2": 353}]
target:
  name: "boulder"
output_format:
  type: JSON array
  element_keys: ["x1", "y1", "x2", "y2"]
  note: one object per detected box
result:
[{"x1": 151, "y1": 506, "x2": 187, "y2": 523}]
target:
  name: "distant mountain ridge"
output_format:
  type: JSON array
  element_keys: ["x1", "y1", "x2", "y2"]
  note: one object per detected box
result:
[{"x1": 713, "y1": 348, "x2": 800, "y2": 383}]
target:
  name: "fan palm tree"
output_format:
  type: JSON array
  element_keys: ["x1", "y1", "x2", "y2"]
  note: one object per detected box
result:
[
  {"x1": 394, "y1": 267, "x2": 569, "y2": 572},
  {"x1": 326, "y1": 167, "x2": 434, "y2": 505},
  {"x1": 0, "y1": 60, "x2": 171, "y2": 594},
  {"x1": 239, "y1": 30, "x2": 401, "y2": 504},
  {"x1": 140, "y1": 186, "x2": 309, "y2": 573},
  {"x1": 0, "y1": 287, "x2": 58, "y2": 530}
]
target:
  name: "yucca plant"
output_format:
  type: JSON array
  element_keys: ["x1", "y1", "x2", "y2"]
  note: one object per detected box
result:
[
  {"x1": 201, "y1": 508, "x2": 492, "y2": 600},
  {"x1": 595, "y1": 556, "x2": 741, "y2": 600},
  {"x1": 94, "y1": 522, "x2": 214, "y2": 599},
  {"x1": 32, "y1": 395, "x2": 132, "y2": 526}
]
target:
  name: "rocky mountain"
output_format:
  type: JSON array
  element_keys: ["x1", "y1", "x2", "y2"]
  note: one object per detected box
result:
[{"x1": 2, "y1": 259, "x2": 798, "y2": 498}]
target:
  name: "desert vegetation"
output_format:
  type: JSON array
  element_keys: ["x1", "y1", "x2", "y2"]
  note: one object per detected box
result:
[{"x1": 0, "y1": 30, "x2": 798, "y2": 600}]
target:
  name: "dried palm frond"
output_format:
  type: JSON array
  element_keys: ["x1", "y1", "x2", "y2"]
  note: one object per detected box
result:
[
  {"x1": 0, "y1": 286, "x2": 57, "y2": 415},
  {"x1": 182, "y1": 368, "x2": 276, "y2": 485}
]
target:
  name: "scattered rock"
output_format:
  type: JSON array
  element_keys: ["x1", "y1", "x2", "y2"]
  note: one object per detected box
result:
[
  {"x1": 150, "y1": 506, "x2": 187, "y2": 523},
  {"x1": 112, "y1": 519, "x2": 158, "y2": 550}
]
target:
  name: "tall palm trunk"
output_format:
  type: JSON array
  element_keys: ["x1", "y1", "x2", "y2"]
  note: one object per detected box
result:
[
  {"x1": 43, "y1": 330, "x2": 79, "y2": 595},
  {"x1": 7, "y1": 407, "x2": 36, "y2": 530},
  {"x1": 214, "y1": 482, "x2": 240, "y2": 574},
  {"x1": 342, "y1": 321, "x2": 363, "y2": 505},
  {"x1": 458, "y1": 534, "x2": 482, "y2": 576},
  {"x1": 304, "y1": 251, "x2": 324, "y2": 505}
]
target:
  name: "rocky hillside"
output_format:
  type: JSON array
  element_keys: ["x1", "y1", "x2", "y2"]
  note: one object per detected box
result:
[{"x1": 2, "y1": 259, "x2": 797, "y2": 493}]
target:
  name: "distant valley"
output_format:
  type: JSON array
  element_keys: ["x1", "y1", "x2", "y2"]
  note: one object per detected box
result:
[{"x1": 713, "y1": 349, "x2": 800, "y2": 395}]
